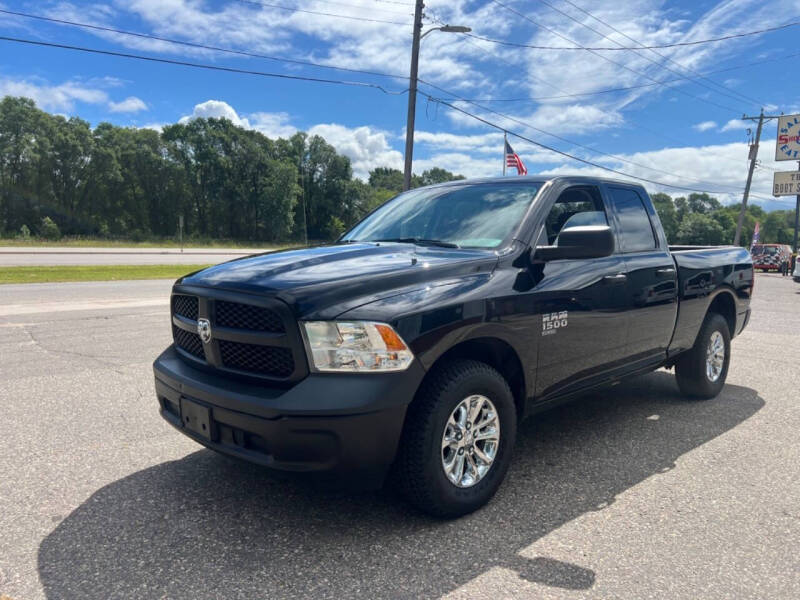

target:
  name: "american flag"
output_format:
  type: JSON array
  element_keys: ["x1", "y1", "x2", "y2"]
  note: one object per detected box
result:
[
  {"x1": 750, "y1": 221, "x2": 760, "y2": 249},
  {"x1": 505, "y1": 140, "x2": 527, "y2": 175}
]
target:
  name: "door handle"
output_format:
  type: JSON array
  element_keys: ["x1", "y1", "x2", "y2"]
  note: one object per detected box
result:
[
  {"x1": 602, "y1": 273, "x2": 627, "y2": 284},
  {"x1": 656, "y1": 268, "x2": 676, "y2": 277}
]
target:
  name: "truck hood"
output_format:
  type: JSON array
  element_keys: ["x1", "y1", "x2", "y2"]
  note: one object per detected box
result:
[{"x1": 178, "y1": 242, "x2": 499, "y2": 319}]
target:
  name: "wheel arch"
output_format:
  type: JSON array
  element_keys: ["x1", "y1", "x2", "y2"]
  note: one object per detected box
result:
[
  {"x1": 416, "y1": 336, "x2": 527, "y2": 420},
  {"x1": 706, "y1": 287, "x2": 737, "y2": 337}
]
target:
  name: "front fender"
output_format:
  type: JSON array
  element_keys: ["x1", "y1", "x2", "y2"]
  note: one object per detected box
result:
[{"x1": 338, "y1": 271, "x2": 536, "y2": 398}]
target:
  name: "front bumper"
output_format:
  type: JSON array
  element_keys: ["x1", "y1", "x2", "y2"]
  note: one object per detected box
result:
[{"x1": 154, "y1": 345, "x2": 425, "y2": 486}]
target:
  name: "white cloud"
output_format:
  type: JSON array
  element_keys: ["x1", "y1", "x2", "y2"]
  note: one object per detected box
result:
[
  {"x1": 415, "y1": 131, "x2": 504, "y2": 153},
  {"x1": 536, "y1": 140, "x2": 793, "y2": 206},
  {"x1": 139, "y1": 122, "x2": 166, "y2": 132},
  {"x1": 308, "y1": 123, "x2": 403, "y2": 179},
  {"x1": 0, "y1": 77, "x2": 108, "y2": 112},
  {"x1": 721, "y1": 118, "x2": 746, "y2": 132},
  {"x1": 693, "y1": 120, "x2": 717, "y2": 132},
  {"x1": 179, "y1": 99, "x2": 249, "y2": 126},
  {"x1": 42, "y1": 0, "x2": 789, "y2": 150},
  {"x1": 178, "y1": 100, "x2": 298, "y2": 139},
  {"x1": 108, "y1": 96, "x2": 148, "y2": 113},
  {"x1": 250, "y1": 112, "x2": 297, "y2": 139},
  {"x1": 0, "y1": 76, "x2": 151, "y2": 116},
  {"x1": 444, "y1": 102, "x2": 624, "y2": 136}
]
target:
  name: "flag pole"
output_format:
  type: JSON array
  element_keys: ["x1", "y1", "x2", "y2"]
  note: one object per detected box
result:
[{"x1": 502, "y1": 131, "x2": 507, "y2": 176}]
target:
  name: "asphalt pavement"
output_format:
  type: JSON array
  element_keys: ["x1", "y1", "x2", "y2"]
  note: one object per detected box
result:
[
  {"x1": 1, "y1": 274, "x2": 798, "y2": 599},
  {"x1": 0, "y1": 246, "x2": 268, "y2": 266}
]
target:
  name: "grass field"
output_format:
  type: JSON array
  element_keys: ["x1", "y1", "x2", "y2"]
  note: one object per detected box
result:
[
  {"x1": 0, "y1": 264, "x2": 212, "y2": 284},
  {"x1": 0, "y1": 237, "x2": 287, "y2": 249}
]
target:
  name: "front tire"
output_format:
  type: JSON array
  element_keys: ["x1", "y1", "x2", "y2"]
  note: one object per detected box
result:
[
  {"x1": 675, "y1": 312, "x2": 731, "y2": 399},
  {"x1": 393, "y1": 359, "x2": 517, "y2": 518}
]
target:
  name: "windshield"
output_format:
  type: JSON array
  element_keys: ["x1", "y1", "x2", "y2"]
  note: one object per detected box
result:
[
  {"x1": 752, "y1": 245, "x2": 777, "y2": 255},
  {"x1": 342, "y1": 183, "x2": 542, "y2": 249}
]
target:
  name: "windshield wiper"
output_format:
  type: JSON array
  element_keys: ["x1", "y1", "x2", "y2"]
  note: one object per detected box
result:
[{"x1": 371, "y1": 237, "x2": 460, "y2": 249}]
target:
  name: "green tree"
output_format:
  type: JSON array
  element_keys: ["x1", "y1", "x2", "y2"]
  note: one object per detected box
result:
[
  {"x1": 39, "y1": 216, "x2": 61, "y2": 240},
  {"x1": 368, "y1": 167, "x2": 404, "y2": 193},
  {"x1": 418, "y1": 167, "x2": 465, "y2": 186},
  {"x1": 676, "y1": 213, "x2": 726, "y2": 245},
  {"x1": 686, "y1": 193, "x2": 722, "y2": 214},
  {"x1": 651, "y1": 192, "x2": 678, "y2": 242}
]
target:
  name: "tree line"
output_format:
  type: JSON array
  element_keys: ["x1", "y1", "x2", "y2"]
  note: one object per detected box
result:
[
  {"x1": 0, "y1": 95, "x2": 794, "y2": 247},
  {"x1": 650, "y1": 192, "x2": 796, "y2": 248},
  {"x1": 0, "y1": 96, "x2": 462, "y2": 243}
]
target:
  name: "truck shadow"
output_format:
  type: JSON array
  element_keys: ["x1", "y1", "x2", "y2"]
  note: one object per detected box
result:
[{"x1": 37, "y1": 371, "x2": 762, "y2": 599}]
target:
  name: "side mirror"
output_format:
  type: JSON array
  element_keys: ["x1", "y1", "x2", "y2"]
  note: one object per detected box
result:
[{"x1": 534, "y1": 225, "x2": 615, "y2": 261}]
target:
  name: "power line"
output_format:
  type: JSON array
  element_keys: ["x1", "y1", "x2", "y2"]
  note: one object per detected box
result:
[
  {"x1": 1, "y1": 12, "x2": 774, "y2": 198},
  {"x1": 485, "y1": 0, "x2": 743, "y2": 114},
  {"x1": 533, "y1": 0, "x2": 764, "y2": 109},
  {"x1": 0, "y1": 35, "x2": 409, "y2": 94},
  {"x1": 441, "y1": 50, "x2": 800, "y2": 102},
  {"x1": 462, "y1": 17, "x2": 800, "y2": 50},
  {"x1": 420, "y1": 91, "x2": 772, "y2": 198},
  {"x1": 280, "y1": 0, "x2": 412, "y2": 15},
  {"x1": 417, "y1": 78, "x2": 769, "y2": 197},
  {"x1": 0, "y1": 9, "x2": 408, "y2": 80},
  {"x1": 425, "y1": 11, "x2": 716, "y2": 150},
  {"x1": 231, "y1": 0, "x2": 412, "y2": 25},
  {"x1": 564, "y1": 0, "x2": 765, "y2": 106}
]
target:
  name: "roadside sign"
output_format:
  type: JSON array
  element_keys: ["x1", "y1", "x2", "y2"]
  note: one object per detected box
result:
[
  {"x1": 772, "y1": 171, "x2": 800, "y2": 196},
  {"x1": 775, "y1": 114, "x2": 800, "y2": 161}
]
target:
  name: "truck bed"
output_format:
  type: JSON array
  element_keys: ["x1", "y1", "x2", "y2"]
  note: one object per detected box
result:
[{"x1": 668, "y1": 244, "x2": 753, "y2": 356}]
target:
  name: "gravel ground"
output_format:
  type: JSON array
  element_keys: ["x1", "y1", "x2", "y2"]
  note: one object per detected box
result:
[{"x1": 1, "y1": 274, "x2": 798, "y2": 599}]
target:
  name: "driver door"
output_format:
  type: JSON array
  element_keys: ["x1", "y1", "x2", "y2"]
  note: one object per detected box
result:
[{"x1": 532, "y1": 185, "x2": 630, "y2": 399}]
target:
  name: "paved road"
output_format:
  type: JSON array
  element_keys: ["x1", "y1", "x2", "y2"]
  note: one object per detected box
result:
[
  {"x1": 0, "y1": 246, "x2": 270, "y2": 266},
  {"x1": 1, "y1": 275, "x2": 798, "y2": 599}
]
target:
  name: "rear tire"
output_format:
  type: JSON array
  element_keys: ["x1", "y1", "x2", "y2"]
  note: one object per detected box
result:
[
  {"x1": 393, "y1": 359, "x2": 517, "y2": 518},
  {"x1": 675, "y1": 312, "x2": 730, "y2": 399}
]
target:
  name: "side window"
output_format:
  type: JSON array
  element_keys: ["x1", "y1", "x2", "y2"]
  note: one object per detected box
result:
[
  {"x1": 607, "y1": 187, "x2": 657, "y2": 252},
  {"x1": 545, "y1": 186, "x2": 608, "y2": 245}
]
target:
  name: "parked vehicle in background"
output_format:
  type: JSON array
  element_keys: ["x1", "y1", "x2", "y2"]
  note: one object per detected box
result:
[
  {"x1": 154, "y1": 176, "x2": 754, "y2": 517},
  {"x1": 751, "y1": 244, "x2": 792, "y2": 273}
]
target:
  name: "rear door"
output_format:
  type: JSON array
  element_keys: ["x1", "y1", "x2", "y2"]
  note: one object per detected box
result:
[{"x1": 604, "y1": 184, "x2": 678, "y2": 362}]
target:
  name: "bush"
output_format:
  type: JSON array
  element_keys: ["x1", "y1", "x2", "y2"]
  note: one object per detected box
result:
[
  {"x1": 39, "y1": 216, "x2": 61, "y2": 240},
  {"x1": 325, "y1": 216, "x2": 345, "y2": 240},
  {"x1": 19, "y1": 224, "x2": 31, "y2": 239}
]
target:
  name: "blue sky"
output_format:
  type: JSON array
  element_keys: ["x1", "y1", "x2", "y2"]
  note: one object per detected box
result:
[{"x1": 1, "y1": 0, "x2": 799, "y2": 208}]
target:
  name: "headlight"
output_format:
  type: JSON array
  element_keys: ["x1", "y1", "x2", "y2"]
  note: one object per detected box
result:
[{"x1": 301, "y1": 321, "x2": 414, "y2": 372}]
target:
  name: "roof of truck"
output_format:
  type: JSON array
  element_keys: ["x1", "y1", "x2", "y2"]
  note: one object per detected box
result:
[{"x1": 428, "y1": 175, "x2": 645, "y2": 188}]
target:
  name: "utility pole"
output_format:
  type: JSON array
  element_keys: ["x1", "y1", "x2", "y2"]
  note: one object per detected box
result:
[
  {"x1": 735, "y1": 109, "x2": 764, "y2": 246},
  {"x1": 736, "y1": 109, "x2": 786, "y2": 245},
  {"x1": 403, "y1": 0, "x2": 425, "y2": 192}
]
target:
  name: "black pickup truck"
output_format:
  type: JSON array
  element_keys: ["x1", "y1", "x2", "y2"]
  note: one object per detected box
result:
[{"x1": 154, "y1": 176, "x2": 753, "y2": 517}]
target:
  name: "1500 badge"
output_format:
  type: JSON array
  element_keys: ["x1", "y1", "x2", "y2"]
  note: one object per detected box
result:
[{"x1": 542, "y1": 311, "x2": 568, "y2": 335}]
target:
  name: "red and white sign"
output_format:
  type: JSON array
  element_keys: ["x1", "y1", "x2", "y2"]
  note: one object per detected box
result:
[{"x1": 775, "y1": 114, "x2": 800, "y2": 161}]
